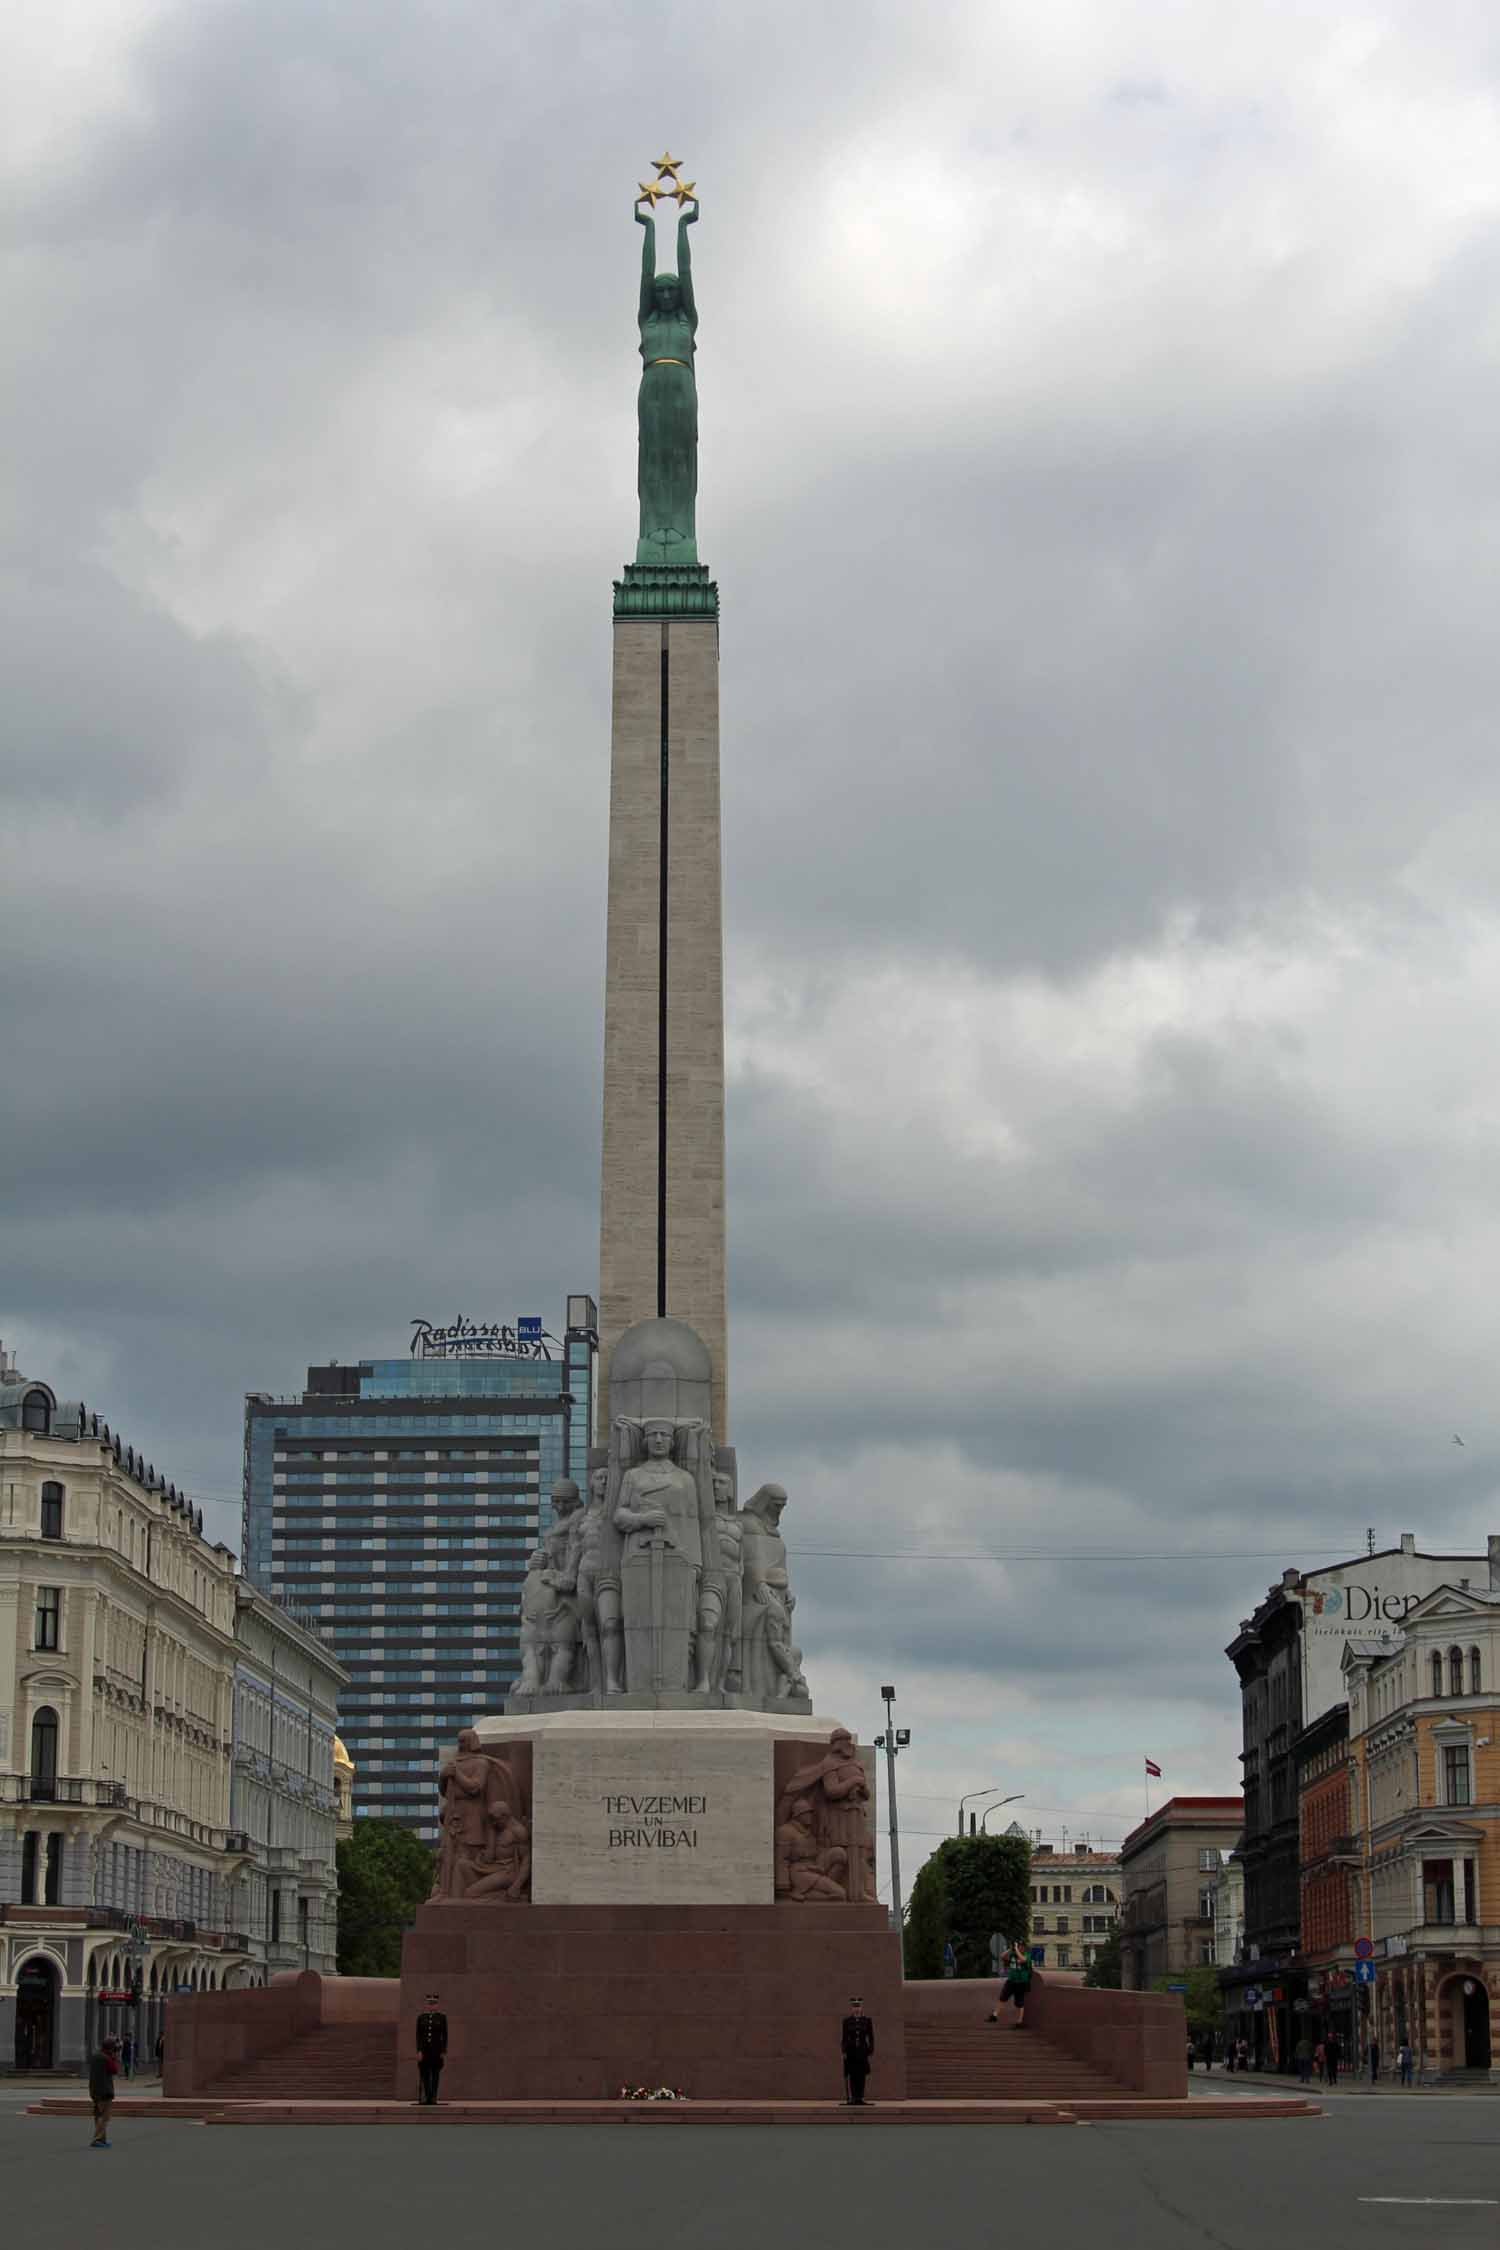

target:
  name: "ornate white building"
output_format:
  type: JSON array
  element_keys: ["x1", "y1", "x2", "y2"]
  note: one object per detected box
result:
[
  {"x1": 230, "y1": 1582, "x2": 345, "y2": 1983},
  {"x1": 0, "y1": 1349, "x2": 343, "y2": 2071}
]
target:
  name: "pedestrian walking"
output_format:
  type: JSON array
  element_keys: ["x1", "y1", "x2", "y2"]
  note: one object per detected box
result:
[
  {"x1": 840, "y1": 1995, "x2": 875, "y2": 2106},
  {"x1": 88, "y1": 2037, "x2": 119, "y2": 2149},
  {"x1": 992, "y1": 1940, "x2": 1033, "y2": 2029},
  {"x1": 154, "y1": 2032, "x2": 164, "y2": 2079},
  {"x1": 1369, "y1": 2039, "x2": 1380, "y2": 2084},
  {"x1": 1325, "y1": 2031, "x2": 1340, "y2": 2086},
  {"x1": 1313, "y1": 2039, "x2": 1325, "y2": 2083},
  {"x1": 1397, "y1": 2041, "x2": 1413, "y2": 2087},
  {"x1": 120, "y1": 2032, "x2": 134, "y2": 2081},
  {"x1": 415, "y1": 1991, "x2": 448, "y2": 2105},
  {"x1": 1236, "y1": 2037, "x2": 1250, "y2": 2072},
  {"x1": 1294, "y1": 2035, "x2": 1313, "y2": 2086}
]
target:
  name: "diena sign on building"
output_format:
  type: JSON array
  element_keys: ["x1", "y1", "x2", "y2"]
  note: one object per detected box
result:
[{"x1": 409, "y1": 1316, "x2": 559, "y2": 1361}]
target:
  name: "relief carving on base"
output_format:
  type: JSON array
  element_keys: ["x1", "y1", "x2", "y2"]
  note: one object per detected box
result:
[
  {"x1": 773, "y1": 1728, "x2": 877, "y2": 1904},
  {"x1": 428, "y1": 1729, "x2": 532, "y2": 1903}
]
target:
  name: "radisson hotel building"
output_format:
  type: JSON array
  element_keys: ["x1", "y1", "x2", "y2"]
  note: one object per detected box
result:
[{"x1": 242, "y1": 1303, "x2": 596, "y2": 1839}]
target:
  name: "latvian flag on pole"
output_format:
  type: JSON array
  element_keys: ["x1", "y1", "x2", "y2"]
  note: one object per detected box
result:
[{"x1": 1144, "y1": 1758, "x2": 1162, "y2": 1778}]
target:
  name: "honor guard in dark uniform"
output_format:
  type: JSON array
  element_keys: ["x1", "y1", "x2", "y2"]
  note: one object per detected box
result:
[
  {"x1": 840, "y1": 1995, "x2": 875, "y2": 2105},
  {"x1": 415, "y1": 1992, "x2": 448, "y2": 2104}
]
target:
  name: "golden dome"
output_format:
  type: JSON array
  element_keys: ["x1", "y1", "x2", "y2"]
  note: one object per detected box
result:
[{"x1": 332, "y1": 1736, "x2": 354, "y2": 1770}]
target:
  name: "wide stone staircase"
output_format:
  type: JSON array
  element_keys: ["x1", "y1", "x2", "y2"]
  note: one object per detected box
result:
[
  {"x1": 904, "y1": 2018, "x2": 1130, "y2": 2103},
  {"x1": 199, "y1": 2021, "x2": 399, "y2": 2100}
]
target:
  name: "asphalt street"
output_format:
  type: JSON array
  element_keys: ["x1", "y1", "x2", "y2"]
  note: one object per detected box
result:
[{"x1": 2, "y1": 2090, "x2": 1496, "y2": 2250}]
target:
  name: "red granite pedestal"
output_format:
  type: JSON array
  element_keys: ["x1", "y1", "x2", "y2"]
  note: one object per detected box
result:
[{"x1": 397, "y1": 1903, "x2": 905, "y2": 2102}]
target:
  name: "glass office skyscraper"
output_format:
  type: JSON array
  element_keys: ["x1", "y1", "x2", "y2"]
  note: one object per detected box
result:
[{"x1": 242, "y1": 1306, "x2": 596, "y2": 1840}]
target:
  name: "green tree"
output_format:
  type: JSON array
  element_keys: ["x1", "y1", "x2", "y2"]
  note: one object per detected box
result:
[
  {"x1": 904, "y1": 1852, "x2": 950, "y2": 1978},
  {"x1": 336, "y1": 1820, "x2": 433, "y2": 1976},
  {"x1": 904, "y1": 1835, "x2": 1030, "y2": 1980},
  {"x1": 1084, "y1": 1924, "x2": 1123, "y2": 1988},
  {"x1": 1152, "y1": 1964, "x2": 1224, "y2": 2040}
]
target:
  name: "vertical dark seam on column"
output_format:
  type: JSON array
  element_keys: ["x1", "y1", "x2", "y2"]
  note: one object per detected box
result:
[{"x1": 658, "y1": 623, "x2": 669, "y2": 1318}]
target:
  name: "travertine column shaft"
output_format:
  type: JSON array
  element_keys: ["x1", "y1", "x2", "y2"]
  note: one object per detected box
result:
[{"x1": 599, "y1": 613, "x2": 727, "y2": 1437}]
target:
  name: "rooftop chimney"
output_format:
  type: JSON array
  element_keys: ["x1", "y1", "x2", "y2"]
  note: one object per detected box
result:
[{"x1": 1401, "y1": 1533, "x2": 1415, "y2": 1555}]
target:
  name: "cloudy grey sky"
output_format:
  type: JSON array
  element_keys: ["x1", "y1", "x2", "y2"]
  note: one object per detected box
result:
[{"x1": 6, "y1": 0, "x2": 1500, "y2": 1891}]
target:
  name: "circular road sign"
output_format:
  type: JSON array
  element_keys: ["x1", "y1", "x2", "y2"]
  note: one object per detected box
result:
[{"x1": 1353, "y1": 1937, "x2": 1374, "y2": 1961}]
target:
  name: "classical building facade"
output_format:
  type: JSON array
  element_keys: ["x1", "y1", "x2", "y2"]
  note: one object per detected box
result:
[
  {"x1": 0, "y1": 1350, "x2": 346, "y2": 2071},
  {"x1": 1119, "y1": 1797, "x2": 1242, "y2": 1992},
  {"x1": 1, "y1": 1355, "x2": 245, "y2": 2070},
  {"x1": 228, "y1": 1583, "x2": 346, "y2": 1982},
  {"x1": 1223, "y1": 1533, "x2": 1494, "y2": 2057},
  {"x1": 1345, "y1": 1548, "x2": 1500, "y2": 2080},
  {"x1": 1027, "y1": 1842, "x2": 1120, "y2": 1976}
]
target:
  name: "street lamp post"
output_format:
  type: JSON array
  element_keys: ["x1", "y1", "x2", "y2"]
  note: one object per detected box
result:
[
  {"x1": 877, "y1": 1686, "x2": 909, "y2": 1932},
  {"x1": 957, "y1": 1786, "x2": 1007, "y2": 1838},
  {"x1": 980, "y1": 1794, "x2": 1025, "y2": 1832}
]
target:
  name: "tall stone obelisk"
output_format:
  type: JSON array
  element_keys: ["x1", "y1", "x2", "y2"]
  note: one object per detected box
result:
[{"x1": 599, "y1": 160, "x2": 727, "y2": 1439}]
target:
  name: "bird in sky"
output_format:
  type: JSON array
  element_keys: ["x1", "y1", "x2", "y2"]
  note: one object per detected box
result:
[{"x1": 1453, "y1": 1434, "x2": 1466, "y2": 1447}]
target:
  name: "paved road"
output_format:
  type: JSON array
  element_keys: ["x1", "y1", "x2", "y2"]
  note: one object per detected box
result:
[{"x1": 2, "y1": 2091, "x2": 1496, "y2": 2249}]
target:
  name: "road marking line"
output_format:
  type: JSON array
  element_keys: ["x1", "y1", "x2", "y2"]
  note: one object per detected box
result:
[{"x1": 1359, "y1": 2199, "x2": 1498, "y2": 2207}]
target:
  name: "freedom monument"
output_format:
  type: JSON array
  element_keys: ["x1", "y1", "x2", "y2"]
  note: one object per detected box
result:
[
  {"x1": 154, "y1": 163, "x2": 1189, "y2": 2118},
  {"x1": 392, "y1": 159, "x2": 904, "y2": 2099}
]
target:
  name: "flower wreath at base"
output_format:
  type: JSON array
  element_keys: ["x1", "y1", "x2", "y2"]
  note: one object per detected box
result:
[{"x1": 618, "y1": 2083, "x2": 689, "y2": 2101}]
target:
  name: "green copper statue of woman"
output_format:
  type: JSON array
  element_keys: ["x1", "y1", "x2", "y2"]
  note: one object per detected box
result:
[{"x1": 634, "y1": 195, "x2": 699, "y2": 566}]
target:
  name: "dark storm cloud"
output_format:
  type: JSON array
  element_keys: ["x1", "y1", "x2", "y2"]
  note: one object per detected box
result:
[{"x1": 6, "y1": 0, "x2": 1500, "y2": 1872}]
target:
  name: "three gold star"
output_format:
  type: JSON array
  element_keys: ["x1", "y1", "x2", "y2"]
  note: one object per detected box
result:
[{"x1": 637, "y1": 154, "x2": 697, "y2": 207}]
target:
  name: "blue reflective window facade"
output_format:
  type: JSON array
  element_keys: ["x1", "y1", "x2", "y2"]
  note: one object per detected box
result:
[{"x1": 242, "y1": 1325, "x2": 595, "y2": 1845}]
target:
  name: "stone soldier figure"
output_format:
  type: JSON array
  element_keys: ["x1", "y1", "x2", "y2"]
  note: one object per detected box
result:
[
  {"x1": 577, "y1": 1462, "x2": 627, "y2": 1693},
  {"x1": 694, "y1": 1466, "x2": 744, "y2": 1692},
  {"x1": 738, "y1": 1484, "x2": 807, "y2": 1702},
  {"x1": 515, "y1": 1480, "x2": 584, "y2": 1695}
]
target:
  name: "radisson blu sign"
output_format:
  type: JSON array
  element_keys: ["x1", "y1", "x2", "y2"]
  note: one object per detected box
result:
[{"x1": 410, "y1": 1316, "x2": 559, "y2": 1362}]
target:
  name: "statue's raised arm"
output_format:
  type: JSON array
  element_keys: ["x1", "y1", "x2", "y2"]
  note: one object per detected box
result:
[
  {"x1": 635, "y1": 204, "x2": 657, "y2": 323},
  {"x1": 676, "y1": 202, "x2": 699, "y2": 331}
]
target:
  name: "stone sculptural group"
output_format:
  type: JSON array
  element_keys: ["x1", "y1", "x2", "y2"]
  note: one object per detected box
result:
[{"x1": 516, "y1": 1415, "x2": 808, "y2": 1707}]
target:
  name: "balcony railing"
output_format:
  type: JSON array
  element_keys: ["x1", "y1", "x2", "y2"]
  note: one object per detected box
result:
[{"x1": 0, "y1": 1774, "x2": 129, "y2": 1809}]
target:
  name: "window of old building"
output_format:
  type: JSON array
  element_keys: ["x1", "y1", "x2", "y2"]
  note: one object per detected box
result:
[
  {"x1": 34, "y1": 1588, "x2": 60, "y2": 1652},
  {"x1": 1443, "y1": 1742, "x2": 1472, "y2": 1806},
  {"x1": 1431, "y1": 1651, "x2": 1444, "y2": 1698},
  {"x1": 30, "y1": 1707, "x2": 59, "y2": 1799},
  {"x1": 1470, "y1": 1647, "x2": 1482, "y2": 1696},
  {"x1": 1450, "y1": 1647, "x2": 1465, "y2": 1698},
  {"x1": 40, "y1": 1483, "x2": 64, "y2": 1539},
  {"x1": 1422, "y1": 1858, "x2": 1455, "y2": 1925}
]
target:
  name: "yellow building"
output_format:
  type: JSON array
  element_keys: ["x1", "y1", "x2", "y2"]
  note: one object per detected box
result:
[
  {"x1": 1344, "y1": 1553, "x2": 1500, "y2": 2080},
  {"x1": 1028, "y1": 1841, "x2": 1120, "y2": 1978},
  {"x1": 333, "y1": 1737, "x2": 355, "y2": 1843}
]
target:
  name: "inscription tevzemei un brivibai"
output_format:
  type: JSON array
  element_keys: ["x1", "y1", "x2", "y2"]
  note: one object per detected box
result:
[{"x1": 603, "y1": 1792, "x2": 708, "y2": 1848}]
